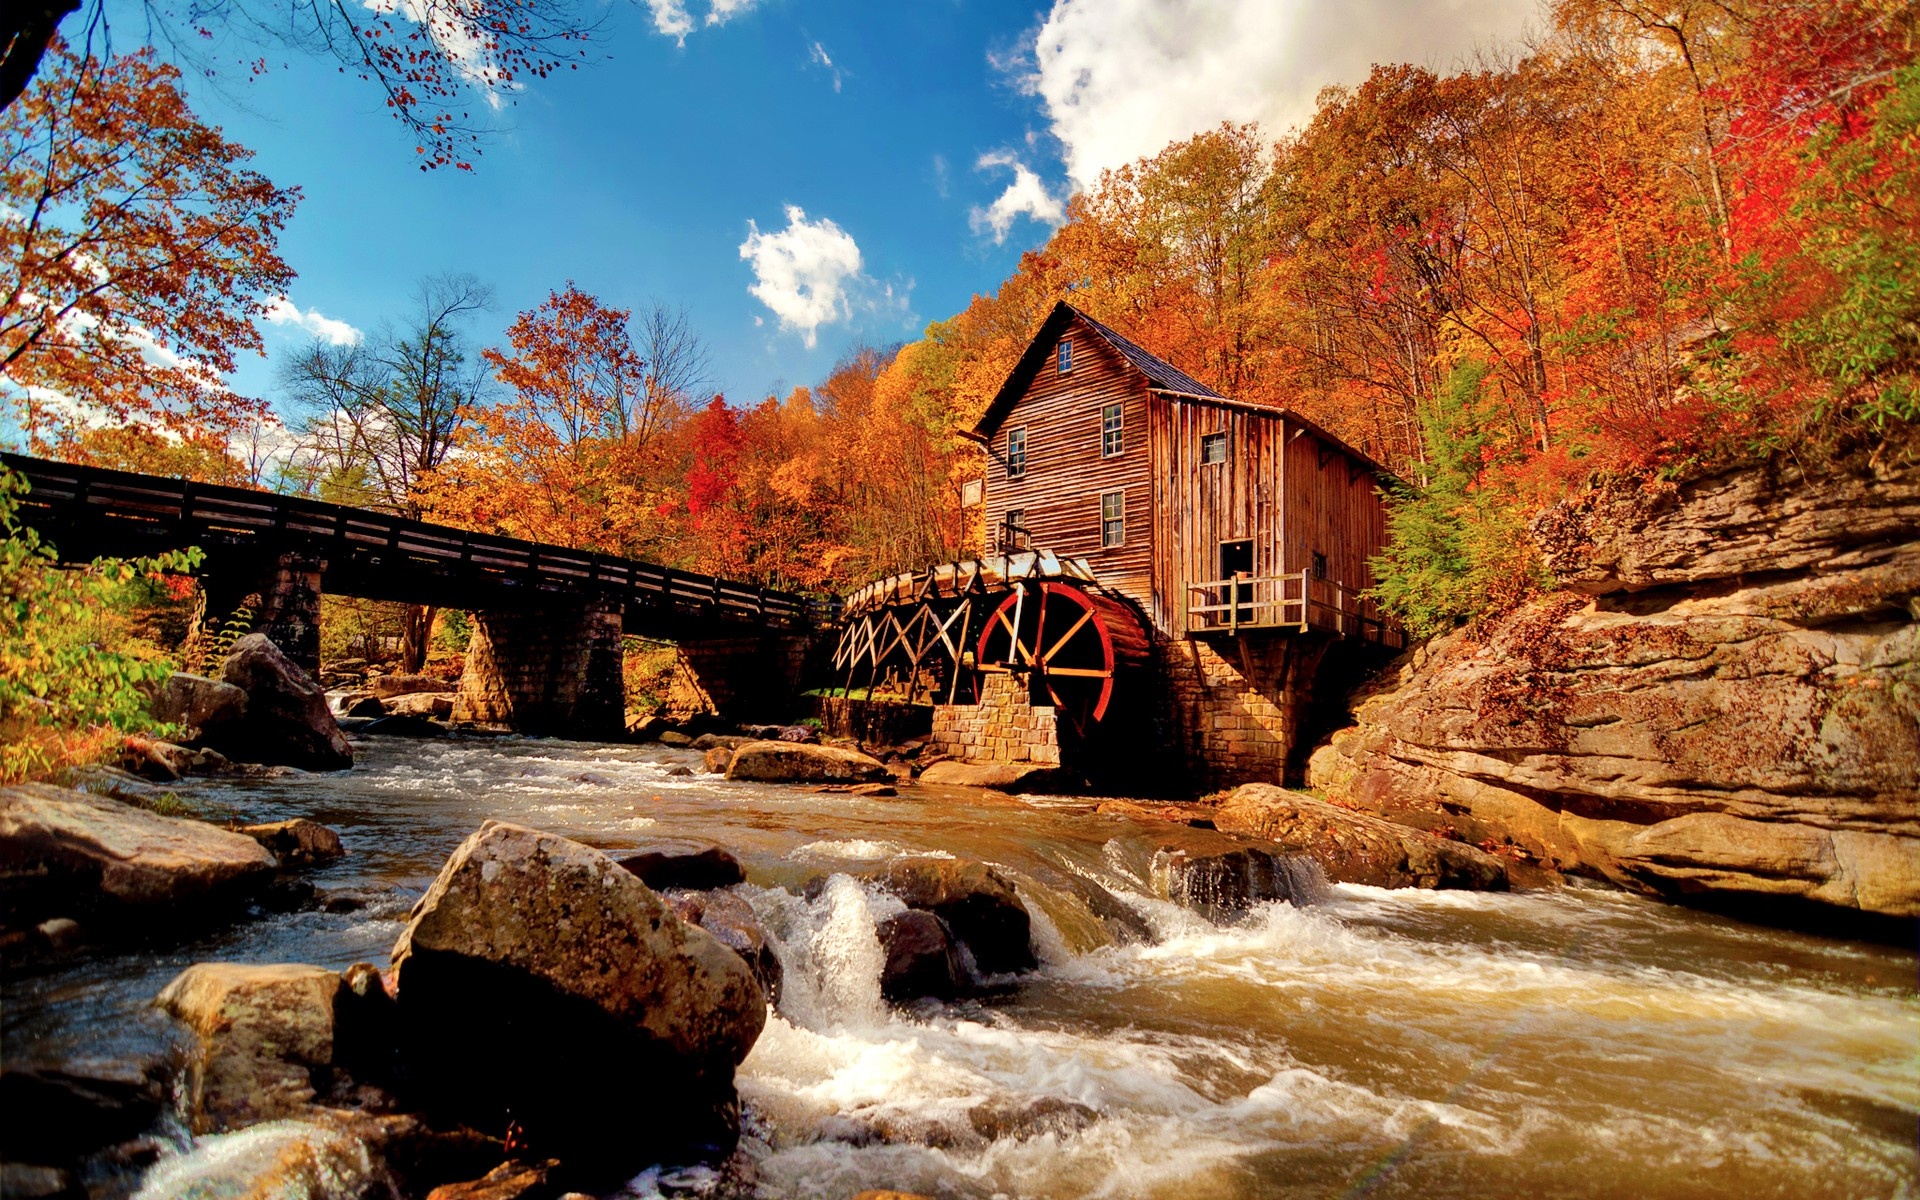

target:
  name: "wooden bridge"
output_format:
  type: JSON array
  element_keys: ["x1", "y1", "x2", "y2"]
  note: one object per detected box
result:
[{"x1": 2, "y1": 453, "x2": 833, "y2": 735}]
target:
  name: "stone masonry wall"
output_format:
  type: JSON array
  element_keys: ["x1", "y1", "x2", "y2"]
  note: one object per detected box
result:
[
  {"x1": 456, "y1": 598, "x2": 625, "y2": 738},
  {"x1": 671, "y1": 633, "x2": 816, "y2": 721},
  {"x1": 930, "y1": 673, "x2": 1061, "y2": 766},
  {"x1": 1156, "y1": 633, "x2": 1328, "y2": 790}
]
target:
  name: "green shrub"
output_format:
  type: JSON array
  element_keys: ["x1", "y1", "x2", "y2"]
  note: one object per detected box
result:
[{"x1": 0, "y1": 468, "x2": 202, "y2": 783}]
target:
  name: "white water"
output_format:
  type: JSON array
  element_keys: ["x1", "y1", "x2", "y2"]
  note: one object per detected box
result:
[{"x1": 10, "y1": 734, "x2": 1914, "y2": 1200}]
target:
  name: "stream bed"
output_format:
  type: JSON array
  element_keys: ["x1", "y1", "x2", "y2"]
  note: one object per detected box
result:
[{"x1": 4, "y1": 733, "x2": 1916, "y2": 1200}]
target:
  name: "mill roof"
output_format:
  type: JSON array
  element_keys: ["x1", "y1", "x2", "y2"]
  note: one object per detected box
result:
[{"x1": 972, "y1": 301, "x2": 1224, "y2": 438}]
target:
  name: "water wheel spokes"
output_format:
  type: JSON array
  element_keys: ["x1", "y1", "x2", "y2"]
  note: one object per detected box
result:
[{"x1": 975, "y1": 581, "x2": 1118, "y2": 736}]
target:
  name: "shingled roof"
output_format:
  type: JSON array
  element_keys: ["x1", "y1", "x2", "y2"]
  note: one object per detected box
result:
[{"x1": 972, "y1": 301, "x2": 1224, "y2": 437}]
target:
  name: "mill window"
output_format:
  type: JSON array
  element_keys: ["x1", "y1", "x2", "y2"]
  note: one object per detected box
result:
[
  {"x1": 1006, "y1": 426, "x2": 1027, "y2": 478},
  {"x1": 1312, "y1": 551, "x2": 1328, "y2": 580},
  {"x1": 1201, "y1": 432, "x2": 1228, "y2": 464},
  {"x1": 1004, "y1": 509, "x2": 1029, "y2": 551},
  {"x1": 1101, "y1": 402, "x2": 1123, "y2": 457},
  {"x1": 1057, "y1": 340, "x2": 1073, "y2": 374},
  {"x1": 1101, "y1": 490, "x2": 1125, "y2": 548}
]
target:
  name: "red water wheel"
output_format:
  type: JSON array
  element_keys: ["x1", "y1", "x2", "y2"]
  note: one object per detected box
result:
[{"x1": 974, "y1": 581, "x2": 1146, "y2": 735}]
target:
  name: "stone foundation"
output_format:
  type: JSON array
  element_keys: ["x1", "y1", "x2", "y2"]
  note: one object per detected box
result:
[
  {"x1": 930, "y1": 673, "x2": 1062, "y2": 766},
  {"x1": 1154, "y1": 634, "x2": 1328, "y2": 790},
  {"x1": 670, "y1": 634, "x2": 817, "y2": 722},
  {"x1": 188, "y1": 552, "x2": 326, "y2": 677},
  {"x1": 457, "y1": 599, "x2": 625, "y2": 738}
]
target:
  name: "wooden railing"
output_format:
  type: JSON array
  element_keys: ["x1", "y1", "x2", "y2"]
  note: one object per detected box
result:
[
  {"x1": 2, "y1": 452, "x2": 834, "y2": 632},
  {"x1": 1187, "y1": 569, "x2": 1404, "y2": 648}
]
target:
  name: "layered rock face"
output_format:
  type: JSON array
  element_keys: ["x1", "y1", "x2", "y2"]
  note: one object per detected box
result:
[{"x1": 1311, "y1": 454, "x2": 1919, "y2": 920}]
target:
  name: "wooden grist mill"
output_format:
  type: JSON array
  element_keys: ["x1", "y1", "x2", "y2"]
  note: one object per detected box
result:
[{"x1": 830, "y1": 550, "x2": 1150, "y2": 740}]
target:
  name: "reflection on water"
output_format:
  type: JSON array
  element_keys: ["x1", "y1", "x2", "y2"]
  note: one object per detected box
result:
[{"x1": 5, "y1": 733, "x2": 1915, "y2": 1200}]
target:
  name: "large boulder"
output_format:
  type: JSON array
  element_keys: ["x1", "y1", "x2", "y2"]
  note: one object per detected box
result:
[
  {"x1": 211, "y1": 634, "x2": 353, "y2": 771},
  {"x1": 863, "y1": 858, "x2": 1035, "y2": 975},
  {"x1": 0, "y1": 784, "x2": 274, "y2": 924},
  {"x1": 241, "y1": 819, "x2": 346, "y2": 868},
  {"x1": 875, "y1": 910, "x2": 967, "y2": 1001},
  {"x1": 917, "y1": 760, "x2": 1066, "y2": 793},
  {"x1": 390, "y1": 822, "x2": 766, "y2": 1178},
  {"x1": 1212, "y1": 785, "x2": 1507, "y2": 891},
  {"x1": 1310, "y1": 454, "x2": 1920, "y2": 920},
  {"x1": 386, "y1": 692, "x2": 457, "y2": 719},
  {"x1": 1155, "y1": 845, "x2": 1333, "y2": 920},
  {"x1": 725, "y1": 741, "x2": 889, "y2": 784},
  {"x1": 156, "y1": 962, "x2": 345, "y2": 1133},
  {"x1": 144, "y1": 672, "x2": 247, "y2": 743},
  {"x1": 660, "y1": 888, "x2": 782, "y2": 1007},
  {"x1": 614, "y1": 841, "x2": 746, "y2": 891},
  {"x1": 0, "y1": 1062, "x2": 166, "y2": 1167}
]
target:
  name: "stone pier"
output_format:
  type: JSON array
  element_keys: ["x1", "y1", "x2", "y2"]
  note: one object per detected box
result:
[
  {"x1": 189, "y1": 551, "x2": 326, "y2": 676},
  {"x1": 456, "y1": 599, "x2": 626, "y2": 738}
]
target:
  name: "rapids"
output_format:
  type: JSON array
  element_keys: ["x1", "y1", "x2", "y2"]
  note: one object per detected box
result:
[{"x1": 4, "y1": 733, "x2": 1915, "y2": 1200}]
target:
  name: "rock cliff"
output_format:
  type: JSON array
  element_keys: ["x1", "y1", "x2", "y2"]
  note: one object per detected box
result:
[{"x1": 1310, "y1": 453, "x2": 1919, "y2": 922}]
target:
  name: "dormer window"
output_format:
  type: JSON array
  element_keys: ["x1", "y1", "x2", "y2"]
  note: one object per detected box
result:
[{"x1": 1057, "y1": 340, "x2": 1073, "y2": 375}]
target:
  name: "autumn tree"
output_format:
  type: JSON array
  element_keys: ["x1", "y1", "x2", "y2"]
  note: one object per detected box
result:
[
  {"x1": 0, "y1": 43, "x2": 297, "y2": 454},
  {"x1": 281, "y1": 272, "x2": 491, "y2": 669},
  {"x1": 420, "y1": 284, "x2": 697, "y2": 559},
  {"x1": 2, "y1": 0, "x2": 600, "y2": 171}
]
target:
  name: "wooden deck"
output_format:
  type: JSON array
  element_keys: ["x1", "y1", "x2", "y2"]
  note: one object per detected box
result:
[
  {"x1": 1187, "y1": 570, "x2": 1404, "y2": 648},
  {"x1": 2, "y1": 453, "x2": 832, "y2": 634}
]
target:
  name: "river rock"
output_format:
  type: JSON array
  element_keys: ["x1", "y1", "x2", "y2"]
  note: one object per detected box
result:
[
  {"x1": 1155, "y1": 845, "x2": 1332, "y2": 920},
  {"x1": 156, "y1": 962, "x2": 344, "y2": 1133},
  {"x1": 0, "y1": 1164, "x2": 74, "y2": 1200},
  {"x1": 0, "y1": 784, "x2": 274, "y2": 922},
  {"x1": 386, "y1": 692, "x2": 457, "y2": 719},
  {"x1": 145, "y1": 672, "x2": 247, "y2": 742},
  {"x1": 358, "y1": 714, "x2": 446, "y2": 738},
  {"x1": 1310, "y1": 454, "x2": 1920, "y2": 920},
  {"x1": 775, "y1": 725, "x2": 819, "y2": 744},
  {"x1": 390, "y1": 822, "x2": 766, "y2": 1176},
  {"x1": 726, "y1": 741, "x2": 890, "y2": 784},
  {"x1": 917, "y1": 760, "x2": 1065, "y2": 793},
  {"x1": 212, "y1": 634, "x2": 354, "y2": 771},
  {"x1": 1212, "y1": 785, "x2": 1507, "y2": 891},
  {"x1": 864, "y1": 858, "x2": 1035, "y2": 975},
  {"x1": 703, "y1": 746, "x2": 734, "y2": 774},
  {"x1": 424, "y1": 1159, "x2": 563, "y2": 1200},
  {"x1": 337, "y1": 694, "x2": 385, "y2": 718},
  {"x1": 690, "y1": 734, "x2": 751, "y2": 752},
  {"x1": 0, "y1": 1062, "x2": 166, "y2": 1166},
  {"x1": 615, "y1": 840, "x2": 746, "y2": 890},
  {"x1": 241, "y1": 819, "x2": 346, "y2": 867},
  {"x1": 370, "y1": 674, "x2": 458, "y2": 699},
  {"x1": 661, "y1": 888, "x2": 783, "y2": 1006},
  {"x1": 118, "y1": 735, "x2": 194, "y2": 782},
  {"x1": 658, "y1": 730, "x2": 695, "y2": 747},
  {"x1": 876, "y1": 910, "x2": 967, "y2": 1001},
  {"x1": 129, "y1": 1119, "x2": 382, "y2": 1200}
]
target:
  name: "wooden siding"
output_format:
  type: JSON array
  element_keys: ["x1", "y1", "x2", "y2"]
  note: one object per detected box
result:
[
  {"x1": 982, "y1": 317, "x2": 1154, "y2": 613},
  {"x1": 1148, "y1": 396, "x2": 1392, "y2": 637}
]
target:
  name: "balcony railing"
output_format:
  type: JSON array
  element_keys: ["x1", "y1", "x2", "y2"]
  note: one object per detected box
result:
[{"x1": 1187, "y1": 570, "x2": 1404, "y2": 648}]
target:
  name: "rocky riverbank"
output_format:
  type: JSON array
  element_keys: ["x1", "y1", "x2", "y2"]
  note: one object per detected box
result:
[{"x1": 1308, "y1": 452, "x2": 1919, "y2": 927}]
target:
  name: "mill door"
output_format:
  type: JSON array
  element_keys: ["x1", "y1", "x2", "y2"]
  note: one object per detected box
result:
[{"x1": 1219, "y1": 539, "x2": 1254, "y2": 625}]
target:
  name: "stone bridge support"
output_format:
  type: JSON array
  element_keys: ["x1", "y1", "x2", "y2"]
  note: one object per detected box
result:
[
  {"x1": 188, "y1": 551, "x2": 326, "y2": 677},
  {"x1": 667, "y1": 632, "x2": 821, "y2": 723},
  {"x1": 456, "y1": 599, "x2": 626, "y2": 738},
  {"x1": 1155, "y1": 633, "x2": 1332, "y2": 790}
]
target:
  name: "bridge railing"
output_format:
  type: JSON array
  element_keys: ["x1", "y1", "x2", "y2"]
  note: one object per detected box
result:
[
  {"x1": 1187, "y1": 569, "x2": 1404, "y2": 648},
  {"x1": 2, "y1": 452, "x2": 832, "y2": 631}
]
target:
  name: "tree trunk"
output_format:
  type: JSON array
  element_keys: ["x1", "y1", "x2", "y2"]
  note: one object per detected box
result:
[
  {"x1": 399, "y1": 604, "x2": 437, "y2": 674},
  {"x1": 0, "y1": 0, "x2": 80, "y2": 113}
]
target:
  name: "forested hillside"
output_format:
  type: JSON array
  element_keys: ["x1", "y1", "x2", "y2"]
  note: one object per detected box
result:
[{"x1": 7, "y1": 0, "x2": 1914, "y2": 632}]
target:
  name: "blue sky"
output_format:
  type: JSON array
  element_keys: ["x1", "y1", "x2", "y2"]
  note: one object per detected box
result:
[{"x1": 163, "y1": 0, "x2": 1540, "y2": 414}]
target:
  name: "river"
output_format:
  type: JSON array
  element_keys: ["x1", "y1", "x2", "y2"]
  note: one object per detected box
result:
[{"x1": 5, "y1": 733, "x2": 1916, "y2": 1200}]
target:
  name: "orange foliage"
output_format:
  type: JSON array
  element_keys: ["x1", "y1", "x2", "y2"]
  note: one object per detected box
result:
[{"x1": 0, "y1": 43, "x2": 298, "y2": 452}]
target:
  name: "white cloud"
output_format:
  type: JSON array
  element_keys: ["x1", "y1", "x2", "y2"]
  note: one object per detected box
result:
[
  {"x1": 360, "y1": 0, "x2": 514, "y2": 103},
  {"x1": 1022, "y1": 0, "x2": 1538, "y2": 188},
  {"x1": 809, "y1": 40, "x2": 843, "y2": 91},
  {"x1": 969, "y1": 151, "x2": 1066, "y2": 243},
  {"x1": 645, "y1": 0, "x2": 759, "y2": 44},
  {"x1": 739, "y1": 206, "x2": 865, "y2": 349},
  {"x1": 264, "y1": 298, "x2": 364, "y2": 346}
]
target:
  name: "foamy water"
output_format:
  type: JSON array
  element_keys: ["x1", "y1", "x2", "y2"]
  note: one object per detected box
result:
[{"x1": 10, "y1": 734, "x2": 1914, "y2": 1200}]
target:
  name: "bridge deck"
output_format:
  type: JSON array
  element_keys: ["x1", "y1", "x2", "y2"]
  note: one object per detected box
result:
[{"x1": 2, "y1": 453, "x2": 830, "y2": 635}]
